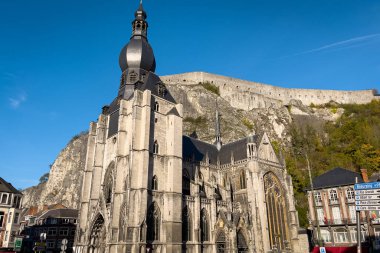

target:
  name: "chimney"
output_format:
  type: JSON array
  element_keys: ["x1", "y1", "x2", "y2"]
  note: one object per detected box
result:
[{"x1": 361, "y1": 168, "x2": 369, "y2": 182}]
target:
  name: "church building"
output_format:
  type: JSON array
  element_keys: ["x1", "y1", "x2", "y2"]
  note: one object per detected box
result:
[{"x1": 74, "y1": 3, "x2": 307, "y2": 253}]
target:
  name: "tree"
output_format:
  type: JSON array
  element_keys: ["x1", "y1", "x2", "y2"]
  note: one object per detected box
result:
[{"x1": 39, "y1": 173, "x2": 49, "y2": 184}]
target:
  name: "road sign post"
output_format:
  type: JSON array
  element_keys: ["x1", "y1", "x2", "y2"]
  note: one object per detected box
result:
[{"x1": 354, "y1": 181, "x2": 380, "y2": 253}]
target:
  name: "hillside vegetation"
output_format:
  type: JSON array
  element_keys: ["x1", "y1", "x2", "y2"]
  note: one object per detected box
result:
[{"x1": 285, "y1": 100, "x2": 380, "y2": 227}]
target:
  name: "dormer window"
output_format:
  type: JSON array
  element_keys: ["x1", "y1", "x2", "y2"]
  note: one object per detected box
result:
[{"x1": 158, "y1": 83, "x2": 166, "y2": 97}]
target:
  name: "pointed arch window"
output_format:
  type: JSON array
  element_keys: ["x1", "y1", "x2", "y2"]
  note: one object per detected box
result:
[
  {"x1": 222, "y1": 175, "x2": 227, "y2": 188},
  {"x1": 182, "y1": 207, "x2": 192, "y2": 242},
  {"x1": 237, "y1": 230, "x2": 248, "y2": 253},
  {"x1": 89, "y1": 215, "x2": 105, "y2": 253},
  {"x1": 183, "y1": 169, "x2": 191, "y2": 195},
  {"x1": 147, "y1": 203, "x2": 161, "y2": 241},
  {"x1": 216, "y1": 231, "x2": 226, "y2": 253},
  {"x1": 153, "y1": 141, "x2": 159, "y2": 154},
  {"x1": 240, "y1": 170, "x2": 246, "y2": 189},
  {"x1": 152, "y1": 175, "x2": 158, "y2": 190},
  {"x1": 103, "y1": 164, "x2": 114, "y2": 205},
  {"x1": 200, "y1": 208, "x2": 209, "y2": 242},
  {"x1": 264, "y1": 172, "x2": 290, "y2": 251},
  {"x1": 154, "y1": 102, "x2": 159, "y2": 112}
]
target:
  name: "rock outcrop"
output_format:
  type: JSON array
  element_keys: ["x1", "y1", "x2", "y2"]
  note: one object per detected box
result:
[{"x1": 22, "y1": 132, "x2": 88, "y2": 209}]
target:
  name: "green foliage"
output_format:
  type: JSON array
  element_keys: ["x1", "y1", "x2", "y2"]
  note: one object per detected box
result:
[
  {"x1": 39, "y1": 173, "x2": 49, "y2": 184},
  {"x1": 200, "y1": 82, "x2": 220, "y2": 96},
  {"x1": 184, "y1": 116, "x2": 208, "y2": 132},
  {"x1": 242, "y1": 118, "x2": 254, "y2": 131},
  {"x1": 286, "y1": 100, "x2": 380, "y2": 228},
  {"x1": 271, "y1": 140, "x2": 281, "y2": 156}
]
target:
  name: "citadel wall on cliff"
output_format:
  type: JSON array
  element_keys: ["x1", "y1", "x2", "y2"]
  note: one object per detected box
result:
[{"x1": 161, "y1": 72, "x2": 379, "y2": 110}]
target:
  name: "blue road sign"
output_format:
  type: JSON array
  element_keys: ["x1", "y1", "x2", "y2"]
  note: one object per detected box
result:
[{"x1": 355, "y1": 182, "x2": 380, "y2": 190}]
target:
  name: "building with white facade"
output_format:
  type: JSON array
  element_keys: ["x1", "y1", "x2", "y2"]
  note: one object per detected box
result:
[{"x1": 0, "y1": 177, "x2": 22, "y2": 248}]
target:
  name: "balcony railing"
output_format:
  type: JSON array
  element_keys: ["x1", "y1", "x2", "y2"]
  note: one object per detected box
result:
[{"x1": 346, "y1": 197, "x2": 355, "y2": 203}]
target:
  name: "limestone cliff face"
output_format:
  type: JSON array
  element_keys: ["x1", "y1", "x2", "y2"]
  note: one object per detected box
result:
[
  {"x1": 22, "y1": 81, "x2": 342, "y2": 209},
  {"x1": 22, "y1": 133, "x2": 88, "y2": 209}
]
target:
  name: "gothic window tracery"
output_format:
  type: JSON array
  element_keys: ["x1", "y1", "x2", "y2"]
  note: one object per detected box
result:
[
  {"x1": 89, "y1": 215, "x2": 105, "y2": 253},
  {"x1": 216, "y1": 231, "x2": 226, "y2": 253},
  {"x1": 264, "y1": 172, "x2": 290, "y2": 251},
  {"x1": 200, "y1": 208, "x2": 209, "y2": 242},
  {"x1": 182, "y1": 207, "x2": 192, "y2": 242},
  {"x1": 103, "y1": 164, "x2": 114, "y2": 205},
  {"x1": 147, "y1": 202, "x2": 161, "y2": 241}
]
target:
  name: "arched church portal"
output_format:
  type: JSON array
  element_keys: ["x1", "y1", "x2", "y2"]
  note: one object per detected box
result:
[
  {"x1": 89, "y1": 214, "x2": 106, "y2": 253},
  {"x1": 263, "y1": 172, "x2": 290, "y2": 251}
]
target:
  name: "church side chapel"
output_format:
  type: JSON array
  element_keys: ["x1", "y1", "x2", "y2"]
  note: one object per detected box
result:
[{"x1": 74, "y1": 3, "x2": 306, "y2": 253}]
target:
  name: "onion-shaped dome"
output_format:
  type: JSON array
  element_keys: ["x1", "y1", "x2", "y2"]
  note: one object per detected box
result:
[{"x1": 118, "y1": 2, "x2": 156, "y2": 73}]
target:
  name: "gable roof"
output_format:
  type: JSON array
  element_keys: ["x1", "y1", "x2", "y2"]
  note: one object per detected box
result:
[
  {"x1": 312, "y1": 167, "x2": 363, "y2": 190},
  {"x1": 0, "y1": 177, "x2": 22, "y2": 194},
  {"x1": 182, "y1": 134, "x2": 261, "y2": 165}
]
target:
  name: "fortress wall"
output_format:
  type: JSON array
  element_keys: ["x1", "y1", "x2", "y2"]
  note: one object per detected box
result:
[{"x1": 161, "y1": 72, "x2": 377, "y2": 109}]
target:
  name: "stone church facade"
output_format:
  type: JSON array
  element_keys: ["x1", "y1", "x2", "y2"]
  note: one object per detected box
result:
[{"x1": 74, "y1": 3, "x2": 307, "y2": 253}]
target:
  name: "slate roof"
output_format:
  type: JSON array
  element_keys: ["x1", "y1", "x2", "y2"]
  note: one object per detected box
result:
[
  {"x1": 183, "y1": 134, "x2": 261, "y2": 165},
  {"x1": 312, "y1": 167, "x2": 364, "y2": 190},
  {"x1": 0, "y1": 177, "x2": 22, "y2": 194},
  {"x1": 38, "y1": 208, "x2": 78, "y2": 220}
]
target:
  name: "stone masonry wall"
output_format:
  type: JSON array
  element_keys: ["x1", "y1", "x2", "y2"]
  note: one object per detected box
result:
[{"x1": 161, "y1": 72, "x2": 379, "y2": 109}]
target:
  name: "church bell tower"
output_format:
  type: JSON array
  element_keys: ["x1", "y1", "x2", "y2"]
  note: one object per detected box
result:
[{"x1": 75, "y1": 2, "x2": 183, "y2": 253}]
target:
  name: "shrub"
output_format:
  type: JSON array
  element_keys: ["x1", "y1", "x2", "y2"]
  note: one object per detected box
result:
[{"x1": 200, "y1": 82, "x2": 220, "y2": 96}]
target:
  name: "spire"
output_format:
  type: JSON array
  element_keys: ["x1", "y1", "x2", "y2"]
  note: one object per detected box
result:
[
  {"x1": 132, "y1": 1, "x2": 148, "y2": 37},
  {"x1": 119, "y1": 1, "x2": 156, "y2": 73},
  {"x1": 215, "y1": 99, "x2": 222, "y2": 151}
]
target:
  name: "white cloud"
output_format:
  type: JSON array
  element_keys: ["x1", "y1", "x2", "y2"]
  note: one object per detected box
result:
[
  {"x1": 299, "y1": 33, "x2": 380, "y2": 55},
  {"x1": 9, "y1": 93, "x2": 27, "y2": 109}
]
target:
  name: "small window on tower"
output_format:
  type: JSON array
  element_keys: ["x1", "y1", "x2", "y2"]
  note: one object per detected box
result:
[
  {"x1": 129, "y1": 72, "x2": 137, "y2": 83},
  {"x1": 154, "y1": 102, "x2": 159, "y2": 112},
  {"x1": 153, "y1": 141, "x2": 159, "y2": 154},
  {"x1": 152, "y1": 176, "x2": 158, "y2": 190}
]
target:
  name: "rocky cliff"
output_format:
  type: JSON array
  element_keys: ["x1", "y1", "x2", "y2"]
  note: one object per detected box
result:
[
  {"x1": 21, "y1": 81, "x2": 349, "y2": 209},
  {"x1": 22, "y1": 133, "x2": 88, "y2": 209}
]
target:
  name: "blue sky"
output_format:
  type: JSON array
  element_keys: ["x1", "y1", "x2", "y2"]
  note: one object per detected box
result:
[{"x1": 1, "y1": 0, "x2": 379, "y2": 189}]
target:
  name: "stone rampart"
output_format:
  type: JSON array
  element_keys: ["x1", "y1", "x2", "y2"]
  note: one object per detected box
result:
[{"x1": 161, "y1": 72, "x2": 379, "y2": 110}]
